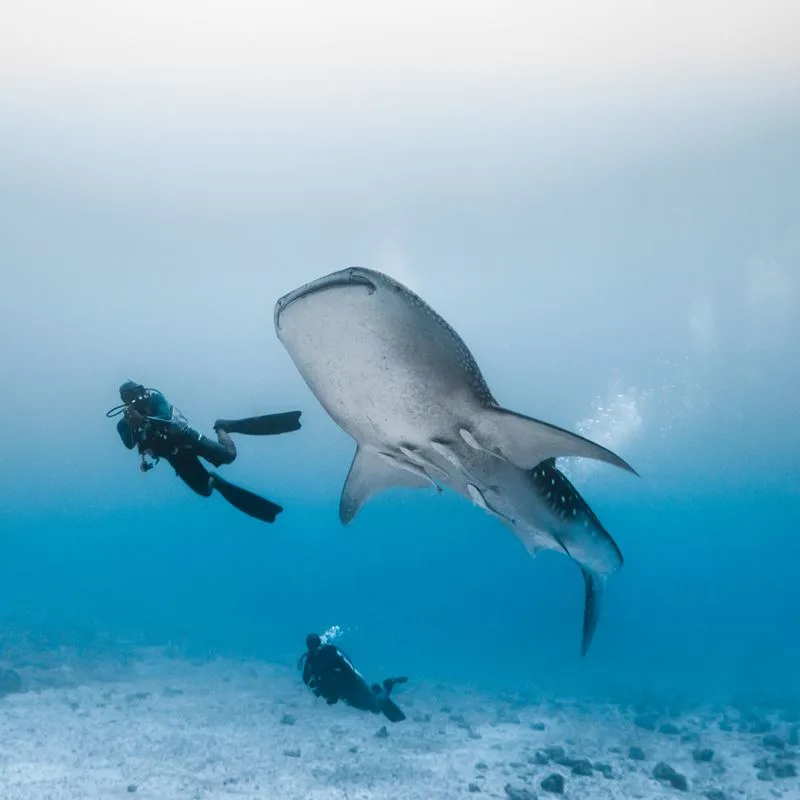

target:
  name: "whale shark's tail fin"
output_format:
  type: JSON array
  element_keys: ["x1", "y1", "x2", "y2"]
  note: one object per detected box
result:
[
  {"x1": 524, "y1": 457, "x2": 622, "y2": 656},
  {"x1": 581, "y1": 569, "x2": 605, "y2": 657}
]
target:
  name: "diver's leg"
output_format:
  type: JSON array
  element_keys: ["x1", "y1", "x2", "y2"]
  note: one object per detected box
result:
[
  {"x1": 194, "y1": 430, "x2": 237, "y2": 467},
  {"x1": 340, "y1": 676, "x2": 382, "y2": 713},
  {"x1": 214, "y1": 428, "x2": 237, "y2": 463},
  {"x1": 168, "y1": 454, "x2": 214, "y2": 497}
]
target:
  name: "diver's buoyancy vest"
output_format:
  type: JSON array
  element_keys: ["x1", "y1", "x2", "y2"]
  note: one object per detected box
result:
[{"x1": 133, "y1": 390, "x2": 195, "y2": 448}]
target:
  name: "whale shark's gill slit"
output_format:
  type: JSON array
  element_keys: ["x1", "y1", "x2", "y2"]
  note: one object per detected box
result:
[
  {"x1": 429, "y1": 438, "x2": 458, "y2": 460},
  {"x1": 398, "y1": 444, "x2": 450, "y2": 481},
  {"x1": 458, "y1": 428, "x2": 481, "y2": 450},
  {"x1": 377, "y1": 450, "x2": 440, "y2": 488},
  {"x1": 458, "y1": 427, "x2": 502, "y2": 459},
  {"x1": 431, "y1": 439, "x2": 480, "y2": 485},
  {"x1": 466, "y1": 483, "x2": 488, "y2": 510},
  {"x1": 466, "y1": 483, "x2": 515, "y2": 525}
]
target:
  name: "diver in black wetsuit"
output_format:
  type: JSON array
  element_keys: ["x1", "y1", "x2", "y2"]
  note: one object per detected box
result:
[
  {"x1": 298, "y1": 633, "x2": 408, "y2": 722},
  {"x1": 108, "y1": 380, "x2": 302, "y2": 523}
]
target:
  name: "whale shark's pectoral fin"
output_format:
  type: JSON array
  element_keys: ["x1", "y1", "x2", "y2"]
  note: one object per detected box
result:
[
  {"x1": 339, "y1": 446, "x2": 432, "y2": 524},
  {"x1": 472, "y1": 406, "x2": 638, "y2": 475},
  {"x1": 580, "y1": 569, "x2": 606, "y2": 657}
]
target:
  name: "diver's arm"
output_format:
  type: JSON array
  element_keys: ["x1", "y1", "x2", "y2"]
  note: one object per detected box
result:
[
  {"x1": 302, "y1": 659, "x2": 326, "y2": 697},
  {"x1": 301, "y1": 659, "x2": 314, "y2": 688}
]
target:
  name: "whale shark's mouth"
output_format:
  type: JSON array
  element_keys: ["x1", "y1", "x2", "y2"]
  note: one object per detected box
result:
[{"x1": 274, "y1": 267, "x2": 377, "y2": 331}]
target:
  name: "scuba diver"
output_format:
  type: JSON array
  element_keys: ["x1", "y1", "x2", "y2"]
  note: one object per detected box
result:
[
  {"x1": 298, "y1": 633, "x2": 408, "y2": 723},
  {"x1": 108, "y1": 379, "x2": 302, "y2": 523}
]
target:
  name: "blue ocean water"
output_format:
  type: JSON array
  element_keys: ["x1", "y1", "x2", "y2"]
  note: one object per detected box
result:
[
  {"x1": 1, "y1": 81, "x2": 799, "y2": 773},
  {"x1": 3, "y1": 437, "x2": 799, "y2": 702}
]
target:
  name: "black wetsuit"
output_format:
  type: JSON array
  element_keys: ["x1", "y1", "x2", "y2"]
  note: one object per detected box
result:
[
  {"x1": 301, "y1": 644, "x2": 378, "y2": 710},
  {"x1": 300, "y1": 644, "x2": 407, "y2": 721},
  {"x1": 116, "y1": 388, "x2": 233, "y2": 496}
]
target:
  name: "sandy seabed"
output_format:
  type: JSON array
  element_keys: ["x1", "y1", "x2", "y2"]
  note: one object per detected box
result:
[{"x1": 0, "y1": 649, "x2": 797, "y2": 799}]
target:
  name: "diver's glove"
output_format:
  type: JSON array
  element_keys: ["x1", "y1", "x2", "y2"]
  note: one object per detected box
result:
[
  {"x1": 139, "y1": 450, "x2": 159, "y2": 472},
  {"x1": 125, "y1": 406, "x2": 146, "y2": 426}
]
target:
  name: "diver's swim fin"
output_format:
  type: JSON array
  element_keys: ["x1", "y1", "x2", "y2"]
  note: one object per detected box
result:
[
  {"x1": 210, "y1": 473, "x2": 283, "y2": 523},
  {"x1": 216, "y1": 412, "x2": 302, "y2": 436},
  {"x1": 379, "y1": 697, "x2": 406, "y2": 723},
  {"x1": 378, "y1": 676, "x2": 408, "y2": 722},
  {"x1": 383, "y1": 676, "x2": 408, "y2": 694}
]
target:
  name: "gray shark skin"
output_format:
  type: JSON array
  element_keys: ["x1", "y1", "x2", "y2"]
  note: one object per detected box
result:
[{"x1": 274, "y1": 267, "x2": 637, "y2": 655}]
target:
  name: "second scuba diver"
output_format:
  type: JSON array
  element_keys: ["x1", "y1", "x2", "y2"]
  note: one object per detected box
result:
[
  {"x1": 298, "y1": 633, "x2": 408, "y2": 723},
  {"x1": 109, "y1": 380, "x2": 302, "y2": 523}
]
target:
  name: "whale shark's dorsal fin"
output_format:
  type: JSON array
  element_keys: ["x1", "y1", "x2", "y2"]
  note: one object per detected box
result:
[
  {"x1": 472, "y1": 406, "x2": 639, "y2": 475},
  {"x1": 339, "y1": 446, "x2": 432, "y2": 524}
]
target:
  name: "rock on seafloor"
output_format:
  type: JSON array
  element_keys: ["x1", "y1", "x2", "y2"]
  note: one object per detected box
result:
[{"x1": 540, "y1": 773, "x2": 565, "y2": 794}]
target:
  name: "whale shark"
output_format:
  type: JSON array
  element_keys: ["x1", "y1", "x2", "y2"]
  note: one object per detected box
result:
[{"x1": 274, "y1": 267, "x2": 637, "y2": 655}]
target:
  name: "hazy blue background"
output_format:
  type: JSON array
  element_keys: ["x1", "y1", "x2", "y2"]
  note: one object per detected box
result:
[{"x1": 1, "y1": 1, "x2": 798, "y2": 703}]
